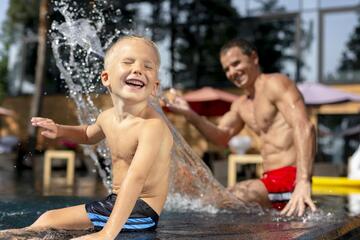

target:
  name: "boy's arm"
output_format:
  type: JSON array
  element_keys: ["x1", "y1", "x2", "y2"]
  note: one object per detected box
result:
[
  {"x1": 100, "y1": 119, "x2": 170, "y2": 239},
  {"x1": 31, "y1": 116, "x2": 105, "y2": 145}
]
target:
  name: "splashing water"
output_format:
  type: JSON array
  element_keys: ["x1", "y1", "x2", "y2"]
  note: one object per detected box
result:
[{"x1": 50, "y1": 0, "x2": 252, "y2": 213}]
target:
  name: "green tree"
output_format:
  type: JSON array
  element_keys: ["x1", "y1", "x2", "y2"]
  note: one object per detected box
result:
[
  {"x1": 168, "y1": 0, "x2": 239, "y2": 88},
  {"x1": 241, "y1": 0, "x2": 296, "y2": 76},
  {"x1": 0, "y1": 0, "x2": 41, "y2": 98},
  {"x1": 338, "y1": 15, "x2": 360, "y2": 82}
]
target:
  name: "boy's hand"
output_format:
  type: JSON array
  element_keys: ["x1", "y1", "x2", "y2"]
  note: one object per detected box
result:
[
  {"x1": 31, "y1": 117, "x2": 59, "y2": 139},
  {"x1": 71, "y1": 231, "x2": 112, "y2": 240}
]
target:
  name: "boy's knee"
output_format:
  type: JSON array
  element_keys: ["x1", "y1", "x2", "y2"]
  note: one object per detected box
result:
[{"x1": 31, "y1": 210, "x2": 56, "y2": 228}]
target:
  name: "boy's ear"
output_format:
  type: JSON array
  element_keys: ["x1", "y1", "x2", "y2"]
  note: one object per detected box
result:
[
  {"x1": 151, "y1": 80, "x2": 160, "y2": 97},
  {"x1": 101, "y1": 71, "x2": 110, "y2": 87}
]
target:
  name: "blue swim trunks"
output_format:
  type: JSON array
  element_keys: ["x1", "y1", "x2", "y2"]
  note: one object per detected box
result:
[{"x1": 85, "y1": 193, "x2": 159, "y2": 232}]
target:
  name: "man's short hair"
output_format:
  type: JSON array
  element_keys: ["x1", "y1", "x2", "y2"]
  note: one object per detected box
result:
[
  {"x1": 104, "y1": 35, "x2": 161, "y2": 70},
  {"x1": 220, "y1": 38, "x2": 258, "y2": 57}
]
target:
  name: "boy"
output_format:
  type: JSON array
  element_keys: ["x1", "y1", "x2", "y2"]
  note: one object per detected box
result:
[{"x1": 29, "y1": 36, "x2": 173, "y2": 240}]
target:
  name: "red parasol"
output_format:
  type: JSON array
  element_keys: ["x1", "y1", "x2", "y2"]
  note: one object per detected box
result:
[{"x1": 183, "y1": 87, "x2": 238, "y2": 116}]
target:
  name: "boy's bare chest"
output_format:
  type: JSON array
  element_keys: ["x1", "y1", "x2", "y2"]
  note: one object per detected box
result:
[
  {"x1": 240, "y1": 96, "x2": 278, "y2": 133},
  {"x1": 102, "y1": 120, "x2": 140, "y2": 161}
]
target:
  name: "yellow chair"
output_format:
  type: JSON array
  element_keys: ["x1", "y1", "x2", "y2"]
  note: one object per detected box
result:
[
  {"x1": 43, "y1": 150, "x2": 75, "y2": 190},
  {"x1": 227, "y1": 154, "x2": 263, "y2": 187}
]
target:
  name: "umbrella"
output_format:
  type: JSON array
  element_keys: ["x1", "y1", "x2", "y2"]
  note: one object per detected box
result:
[
  {"x1": 297, "y1": 83, "x2": 360, "y2": 105},
  {"x1": 183, "y1": 87, "x2": 238, "y2": 116}
]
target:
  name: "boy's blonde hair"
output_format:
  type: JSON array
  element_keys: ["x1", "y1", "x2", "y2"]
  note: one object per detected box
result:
[{"x1": 104, "y1": 35, "x2": 161, "y2": 70}]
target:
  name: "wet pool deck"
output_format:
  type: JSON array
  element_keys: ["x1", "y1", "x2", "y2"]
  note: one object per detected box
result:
[{"x1": 1, "y1": 152, "x2": 360, "y2": 239}]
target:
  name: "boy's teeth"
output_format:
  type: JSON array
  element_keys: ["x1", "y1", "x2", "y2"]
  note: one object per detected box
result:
[{"x1": 125, "y1": 79, "x2": 145, "y2": 87}]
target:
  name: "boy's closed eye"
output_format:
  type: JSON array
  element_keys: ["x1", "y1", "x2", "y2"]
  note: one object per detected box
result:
[
  {"x1": 122, "y1": 58, "x2": 134, "y2": 64},
  {"x1": 145, "y1": 64, "x2": 153, "y2": 70}
]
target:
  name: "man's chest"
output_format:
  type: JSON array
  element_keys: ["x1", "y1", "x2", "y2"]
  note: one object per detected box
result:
[{"x1": 240, "y1": 97, "x2": 278, "y2": 133}]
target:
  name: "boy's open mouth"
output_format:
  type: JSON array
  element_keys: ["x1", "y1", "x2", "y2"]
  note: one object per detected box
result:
[{"x1": 125, "y1": 79, "x2": 145, "y2": 89}]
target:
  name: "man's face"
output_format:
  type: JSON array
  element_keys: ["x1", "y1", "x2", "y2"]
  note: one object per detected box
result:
[
  {"x1": 220, "y1": 47, "x2": 258, "y2": 89},
  {"x1": 101, "y1": 39, "x2": 159, "y2": 103}
]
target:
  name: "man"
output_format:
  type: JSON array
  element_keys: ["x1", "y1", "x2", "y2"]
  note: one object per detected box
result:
[{"x1": 167, "y1": 39, "x2": 316, "y2": 217}]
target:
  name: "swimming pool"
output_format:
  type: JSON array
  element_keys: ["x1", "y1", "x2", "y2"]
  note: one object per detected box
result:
[{"x1": 0, "y1": 195, "x2": 359, "y2": 239}]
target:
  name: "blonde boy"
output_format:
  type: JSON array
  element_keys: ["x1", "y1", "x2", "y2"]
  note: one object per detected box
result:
[{"x1": 29, "y1": 36, "x2": 173, "y2": 240}]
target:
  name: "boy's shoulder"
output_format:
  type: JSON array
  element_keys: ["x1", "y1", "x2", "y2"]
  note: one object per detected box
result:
[
  {"x1": 139, "y1": 117, "x2": 172, "y2": 142},
  {"x1": 97, "y1": 108, "x2": 114, "y2": 121},
  {"x1": 141, "y1": 118, "x2": 167, "y2": 132}
]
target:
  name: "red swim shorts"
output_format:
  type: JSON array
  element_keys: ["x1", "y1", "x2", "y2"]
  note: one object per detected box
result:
[{"x1": 260, "y1": 166, "x2": 297, "y2": 210}]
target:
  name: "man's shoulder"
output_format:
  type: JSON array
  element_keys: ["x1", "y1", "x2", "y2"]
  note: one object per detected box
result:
[
  {"x1": 262, "y1": 73, "x2": 294, "y2": 92},
  {"x1": 233, "y1": 94, "x2": 247, "y2": 104},
  {"x1": 229, "y1": 95, "x2": 248, "y2": 113},
  {"x1": 263, "y1": 73, "x2": 291, "y2": 84}
]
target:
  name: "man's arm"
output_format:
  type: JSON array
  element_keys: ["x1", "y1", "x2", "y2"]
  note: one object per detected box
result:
[
  {"x1": 31, "y1": 115, "x2": 105, "y2": 145},
  {"x1": 167, "y1": 96, "x2": 244, "y2": 146},
  {"x1": 268, "y1": 75, "x2": 316, "y2": 216}
]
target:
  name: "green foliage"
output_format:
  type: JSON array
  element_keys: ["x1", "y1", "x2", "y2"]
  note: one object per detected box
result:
[
  {"x1": 0, "y1": 0, "x2": 41, "y2": 97},
  {"x1": 339, "y1": 15, "x2": 360, "y2": 73},
  {"x1": 0, "y1": 57, "x2": 7, "y2": 102},
  {"x1": 0, "y1": 0, "x2": 303, "y2": 95},
  {"x1": 2, "y1": 0, "x2": 40, "y2": 45},
  {"x1": 166, "y1": 0, "x2": 239, "y2": 88}
]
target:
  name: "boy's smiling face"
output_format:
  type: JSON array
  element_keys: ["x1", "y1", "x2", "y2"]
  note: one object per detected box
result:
[{"x1": 101, "y1": 38, "x2": 160, "y2": 103}]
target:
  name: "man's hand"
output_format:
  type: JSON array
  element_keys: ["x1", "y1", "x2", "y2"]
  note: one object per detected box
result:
[
  {"x1": 31, "y1": 117, "x2": 59, "y2": 139},
  {"x1": 165, "y1": 95, "x2": 193, "y2": 116},
  {"x1": 280, "y1": 180, "x2": 316, "y2": 217}
]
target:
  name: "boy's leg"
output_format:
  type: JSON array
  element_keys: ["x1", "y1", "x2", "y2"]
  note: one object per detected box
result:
[{"x1": 30, "y1": 204, "x2": 93, "y2": 230}]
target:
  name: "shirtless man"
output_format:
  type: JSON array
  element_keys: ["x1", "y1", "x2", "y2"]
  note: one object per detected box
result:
[
  {"x1": 21, "y1": 36, "x2": 172, "y2": 240},
  {"x1": 167, "y1": 39, "x2": 316, "y2": 217}
]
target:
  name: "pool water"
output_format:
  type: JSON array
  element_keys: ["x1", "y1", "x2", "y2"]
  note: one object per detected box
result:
[{"x1": 0, "y1": 195, "x2": 360, "y2": 239}]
